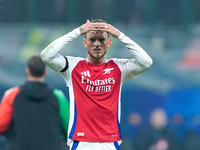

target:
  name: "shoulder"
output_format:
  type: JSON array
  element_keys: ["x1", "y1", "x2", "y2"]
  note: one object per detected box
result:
[
  {"x1": 53, "y1": 89, "x2": 64, "y2": 97},
  {"x1": 107, "y1": 58, "x2": 130, "y2": 67},
  {"x1": 53, "y1": 89, "x2": 67, "y2": 100},
  {"x1": 66, "y1": 56, "x2": 85, "y2": 62},
  {"x1": 0, "y1": 87, "x2": 20, "y2": 104},
  {"x1": 53, "y1": 89, "x2": 68, "y2": 104},
  {"x1": 108, "y1": 58, "x2": 129, "y2": 63},
  {"x1": 65, "y1": 56, "x2": 86, "y2": 70},
  {"x1": 4, "y1": 87, "x2": 20, "y2": 97}
]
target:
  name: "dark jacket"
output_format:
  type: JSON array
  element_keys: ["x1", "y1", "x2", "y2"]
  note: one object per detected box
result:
[{"x1": 0, "y1": 81, "x2": 69, "y2": 150}]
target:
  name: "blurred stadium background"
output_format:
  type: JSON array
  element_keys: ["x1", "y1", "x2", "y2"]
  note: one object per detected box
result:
[{"x1": 0, "y1": 0, "x2": 200, "y2": 149}]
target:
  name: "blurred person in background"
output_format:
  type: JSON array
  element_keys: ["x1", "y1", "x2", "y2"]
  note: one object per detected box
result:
[
  {"x1": 126, "y1": 112, "x2": 144, "y2": 149},
  {"x1": 41, "y1": 19, "x2": 152, "y2": 150},
  {"x1": 128, "y1": 112, "x2": 143, "y2": 139},
  {"x1": 133, "y1": 108, "x2": 180, "y2": 150},
  {"x1": 170, "y1": 113, "x2": 185, "y2": 140},
  {"x1": 181, "y1": 114, "x2": 200, "y2": 150},
  {"x1": 0, "y1": 55, "x2": 70, "y2": 150},
  {"x1": 182, "y1": 130, "x2": 200, "y2": 150}
]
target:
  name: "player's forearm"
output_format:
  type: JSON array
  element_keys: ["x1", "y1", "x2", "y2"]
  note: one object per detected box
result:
[
  {"x1": 118, "y1": 33, "x2": 153, "y2": 70},
  {"x1": 41, "y1": 28, "x2": 81, "y2": 68}
]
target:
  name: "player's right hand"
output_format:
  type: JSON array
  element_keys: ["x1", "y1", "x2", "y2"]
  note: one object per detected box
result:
[{"x1": 79, "y1": 20, "x2": 97, "y2": 35}]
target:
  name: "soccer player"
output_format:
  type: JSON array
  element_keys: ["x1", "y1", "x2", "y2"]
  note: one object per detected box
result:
[
  {"x1": 41, "y1": 19, "x2": 153, "y2": 150},
  {"x1": 0, "y1": 55, "x2": 70, "y2": 150}
]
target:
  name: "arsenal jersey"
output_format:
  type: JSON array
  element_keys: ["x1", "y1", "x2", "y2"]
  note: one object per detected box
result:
[{"x1": 63, "y1": 57, "x2": 124, "y2": 142}]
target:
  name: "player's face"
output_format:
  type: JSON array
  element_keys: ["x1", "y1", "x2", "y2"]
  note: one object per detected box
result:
[{"x1": 83, "y1": 31, "x2": 111, "y2": 62}]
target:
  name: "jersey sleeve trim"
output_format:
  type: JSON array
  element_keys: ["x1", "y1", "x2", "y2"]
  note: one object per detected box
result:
[{"x1": 60, "y1": 56, "x2": 69, "y2": 72}]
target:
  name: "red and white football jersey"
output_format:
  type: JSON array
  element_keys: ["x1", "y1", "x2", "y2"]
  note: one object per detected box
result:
[{"x1": 63, "y1": 57, "x2": 123, "y2": 142}]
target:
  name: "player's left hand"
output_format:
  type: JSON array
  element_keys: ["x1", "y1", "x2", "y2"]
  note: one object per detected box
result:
[{"x1": 93, "y1": 23, "x2": 121, "y2": 38}]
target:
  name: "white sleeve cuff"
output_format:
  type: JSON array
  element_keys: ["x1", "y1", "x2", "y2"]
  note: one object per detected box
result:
[
  {"x1": 72, "y1": 28, "x2": 81, "y2": 37},
  {"x1": 118, "y1": 32, "x2": 125, "y2": 41}
]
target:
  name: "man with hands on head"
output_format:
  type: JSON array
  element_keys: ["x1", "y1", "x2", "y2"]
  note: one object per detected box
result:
[{"x1": 41, "y1": 19, "x2": 152, "y2": 150}]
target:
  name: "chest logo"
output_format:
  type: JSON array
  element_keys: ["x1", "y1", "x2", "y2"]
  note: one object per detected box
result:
[
  {"x1": 103, "y1": 68, "x2": 114, "y2": 75},
  {"x1": 81, "y1": 70, "x2": 91, "y2": 77}
]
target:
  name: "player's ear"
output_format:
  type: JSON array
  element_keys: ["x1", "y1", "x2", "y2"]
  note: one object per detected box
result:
[
  {"x1": 26, "y1": 68, "x2": 30, "y2": 76},
  {"x1": 44, "y1": 68, "x2": 47, "y2": 76},
  {"x1": 107, "y1": 38, "x2": 112, "y2": 48},
  {"x1": 83, "y1": 38, "x2": 87, "y2": 48}
]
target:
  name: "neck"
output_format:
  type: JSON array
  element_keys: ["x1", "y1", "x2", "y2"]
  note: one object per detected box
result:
[
  {"x1": 87, "y1": 56, "x2": 105, "y2": 65},
  {"x1": 88, "y1": 58, "x2": 104, "y2": 65},
  {"x1": 28, "y1": 76, "x2": 44, "y2": 82}
]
